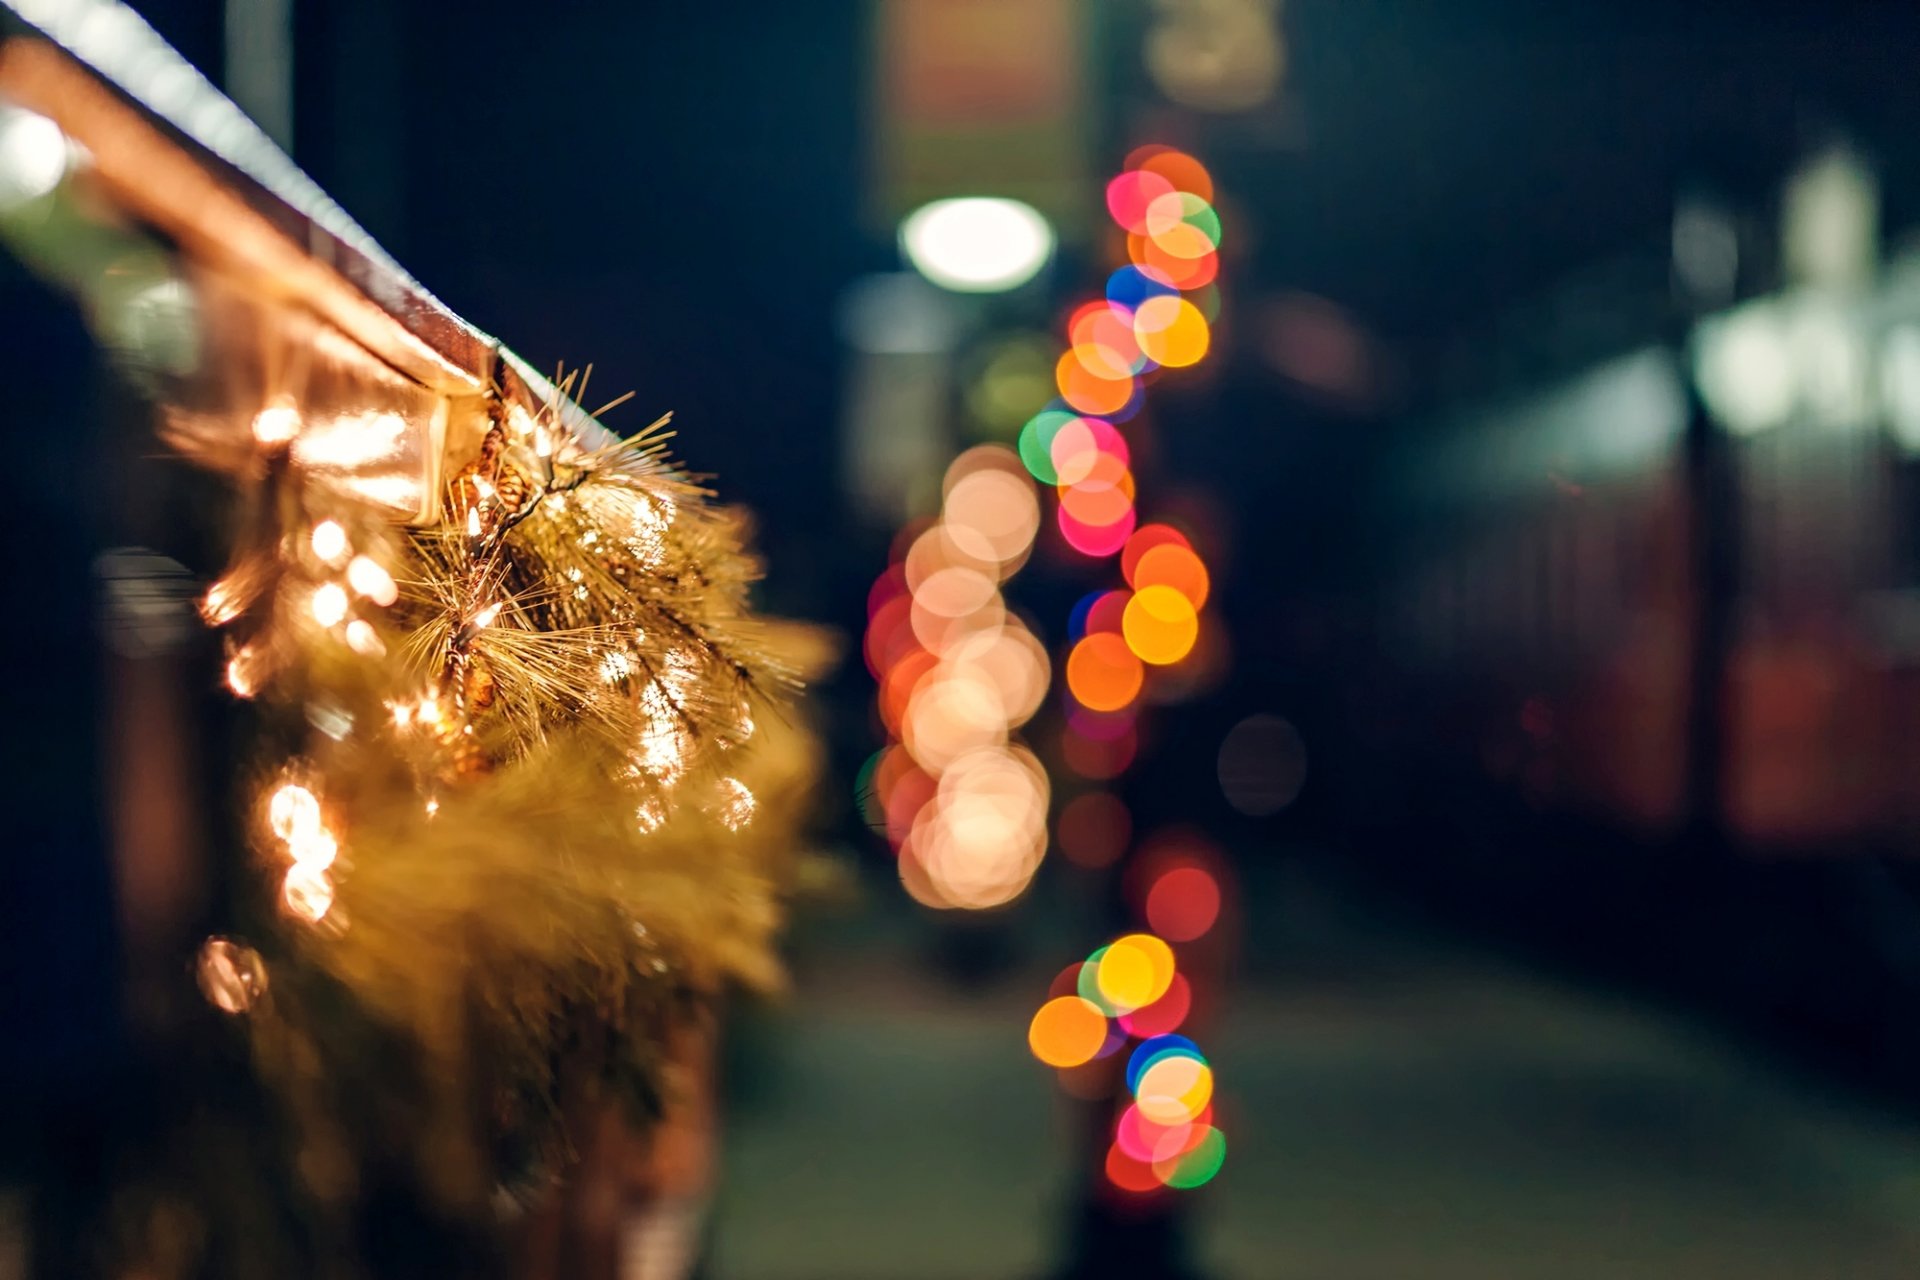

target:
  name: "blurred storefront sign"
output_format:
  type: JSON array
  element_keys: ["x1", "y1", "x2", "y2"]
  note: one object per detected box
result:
[
  {"x1": 852, "y1": 0, "x2": 1092, "y2": 521},
  {"x1": 873, "y1": 0, "x2": 1089, "y2": 234}
]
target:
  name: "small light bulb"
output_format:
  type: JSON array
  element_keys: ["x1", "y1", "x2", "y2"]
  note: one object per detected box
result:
[
  {"x1": 288, "y1": 827, "x2": 337, "y2": 872},
  {"x1": 268, "y1": 783, "x2": 320, "y2": 841},
  {"x1": 347, "y1": 556, "x2": 397, "y2": 606},
  {"x1": 252, "y1": 402, "x2": 302, "y2": 445},
  {"x1": 471, "y1": 602, "x2": 503, "y2": 629},
  {"x1": 311, "y1": 582, "x2": 349, "y2": 628},
  {"x1": 201, "y1": 578, "x2": 244, "y2": 626},
  {"x1": 466, "y1": 506, "x2": 483, "y2": 539},
  {"x1": 282, "y1": 863, "x2": 334, "y2": 923},
  {"x1": 226, "y1": 648, "x2": 262, "y2": 698},
  {"x1": 310, "y1": 520, "x2": 348, "y2": 564},
  {"x1": 345, "y1": 619, "x2": 385, "y2": 655}
]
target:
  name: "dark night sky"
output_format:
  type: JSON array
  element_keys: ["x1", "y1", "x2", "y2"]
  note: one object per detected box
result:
[
  {"x1": 91, "y1": 0, "x2": 1920, "y2": 744},
  {"x1": 126, "y1": 0, "x2": 1920, "y2": 580}
]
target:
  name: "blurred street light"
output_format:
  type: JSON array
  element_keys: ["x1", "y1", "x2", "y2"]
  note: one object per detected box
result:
[{"x1": 900, "y1": 196, "x2": 1054, "y2": 293}]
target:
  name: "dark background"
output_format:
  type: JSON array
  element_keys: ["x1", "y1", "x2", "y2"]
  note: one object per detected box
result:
[{"x1": 11, "y1": 1, "x2": 1920, "y2": 1276}]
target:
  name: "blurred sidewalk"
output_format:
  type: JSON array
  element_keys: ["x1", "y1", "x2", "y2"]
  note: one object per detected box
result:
[{"x1": 706, "y1": 864, "x2": 1920, "y2": 1280}]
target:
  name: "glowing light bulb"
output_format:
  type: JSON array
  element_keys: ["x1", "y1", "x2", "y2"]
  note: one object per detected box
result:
[
  {"x1": 282, "y1": 863, "x2": 334, "y2": 923},
  {"x1": 0, "y1": 105, "x2": 70, "y2": 210},
  {"x1": 288, "y1": 827, "x2": 337, "y2": 871},
  {"x1": 201, "y1": 577, "x2": 244, "y2": 626},
  {"x1": 310, "y1": 582, "x2": 349, "y2": 627},
  {"x1": 471, "y1": 601, "x2": 503, "y2": 629},
  {"x1": 251, "y1": 401, "x2": 301, "y2": 445},
  {"x1": 347, "y1": 556, "x2": 397, "y2": 606},
  {"x1": 196, "y1": 938, "x2": 267, "y2": 1014},
  {"x1": 267, "y1": 782, "x2": 318, "y2": 837},
  {"x1": 310, "y1": 520, "x2": 348, "y2": 564},
  {"x1": 226, "y1": 647, "x2": 263, "y2": 698}
]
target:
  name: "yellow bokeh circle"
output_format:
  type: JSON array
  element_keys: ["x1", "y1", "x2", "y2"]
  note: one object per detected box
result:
[
  {"x1": 1122, "y1": 584, "x2": 1200, "y2": 665},
  {"x1": 1133, "y1": 296, "x2": 1211, "y2": 368},
  {"x1": 1097, "y1": 933, "x2": 1176, "y2": 1010}
]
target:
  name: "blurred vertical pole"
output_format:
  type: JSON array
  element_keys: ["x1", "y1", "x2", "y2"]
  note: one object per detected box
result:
[
  {"x1": 223, "y1": 0, "x2": 292, "y2": 151},
  {"x1": 1675, "y1": 206, "x2": 1736, "y2": 859}
]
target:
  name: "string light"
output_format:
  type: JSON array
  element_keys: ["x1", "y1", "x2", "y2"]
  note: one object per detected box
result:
[
  {"x1": 346, "y1": 555, "x2": 397, "y2": 606},
  {"x1": 310, "y1": 520, "x2": 349, "y2": 564},
  {"x1": 310, "y1": 582, "x2": 349, "y2": 627},
  {"x1": 1029, "y1": 146, "x2": 1229, "y2": 1195},
  {"x1": 251, "y1": 399, "x2": 301, "y2": 445}
]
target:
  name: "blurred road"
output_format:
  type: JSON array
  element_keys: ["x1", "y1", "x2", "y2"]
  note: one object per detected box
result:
[{"x1": 706, "y1": 864, "x2": 1920, "y2": 1280}]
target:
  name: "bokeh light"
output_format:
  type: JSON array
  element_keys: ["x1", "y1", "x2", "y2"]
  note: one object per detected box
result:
[
  {"x1": 1133, "y1": 295, "x2": 1212, "y2": 368},
  {"x1": 1016, "y1": 143, "x2": 1231, "y2": 1196},
  {"x1": 1076, "y1": 945, "x2": 1124, "y2": 1017},
  {"x1": 867, "y1": 442, "x2": 1057, "y2": 911},
  {"x1": 1130, "y1": 146, "x2": 1215, "y2": 203},
  {"x1": 1128, "y1": 234, "x2": 1219, "y2": 291},
  {"x1": 1105, "y1": 168, "x2": 1178, "y2": 235},
  {"x1": 1128, "y1": 540, "x2": 1211, "y2": 609},
  {"x1": 1061, "y1": 722, "x2": 1137, "y2": 780},
  {"x1": 1082, "y1": 590, "x2": 1131, "y2": 637},
  {"x1": 1144, "y1": 865, "x2": 1221, "y2": 942},
  {"x1": 1144, "y1": 191, "x2": 1222, "y2": 257},
  {"x1": 1057, "y1": 504, "x2": 1137, "y2": 557},
  {"x1": 1127, "y1": 1035, "x2": 1205, "y2": 1093},
  {"x1": 1116, "y1": 1099, "x2": 1213, "y2": 1165},
  {"x1": 1135, "y1": 1053, "x2": 1214, "y2": 1126},
  {"x1": 1119, "y1": 971, "x2": 1192, "y2": 1038},
  {"x1": 1122, "y1": 584, "x2": 1200, "y2": 665},
  {"x1": 1105, "y1": 1142, "x2": 1165, "y2": 1194},
  {"x1": 1068, "y1": 303, "x2": 1150, "y2": 379},
  {"x1": 1121, "y1": 523, "x2": 1190, "y2": 581},
  {"x1": 1108, "y1": 264, "x2": 1179, "y2": 311},
  {"x1": 1056, "y1": 790, "x2": 1132, "y2": 869},
  {"x1": 900, "y1": 196, "x2": 1055, "y2": 293},
  {"x1": 1049, "y1": 415, "x2": 1131, "y2": 486},
  {"x1": 1056, "y1": 350, "x2": 1137, "y2": 416},
  {"x1": 944, "y1": 469, "x2": 1041, "y2": 568},
  {"x1": 1153, "y1": 1126, "x2": 1226, "y2": 1189},
  {"x1": 1028, "y1": 994, "x2": 1110, "y2": 1068},
  {"x1": 1217, "y1": 713, "x2": 1307, "y2": 815},
  {"x1": 1066, "y1": 632, "x2": 1144, "y2": 712},
  {"x1": 1098, "y1": 933, "x2": 1176, "y2": 1010},
  {"x1": 1017, "y1": 406, "x2": 1077, "y2": 484}
]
